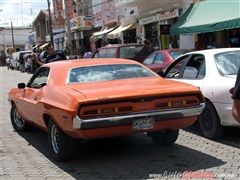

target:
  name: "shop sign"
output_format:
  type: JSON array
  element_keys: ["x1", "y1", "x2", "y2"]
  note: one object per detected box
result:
[
  {"x1": 139, "y1": 15, "x2": 157, "y2": 25},
  {"x1": 94, "y1": 20, "x2": 104, "y2": 28},
  {"x1": 46, "y1": 35, "x2": 50, "y2": 42},
  {"x1": 52, "y1": 17, "x2": 65, "y2": 29},
  {"x1": 160, "y1": 25, "x2": 170, "y2": 50},
  {"x1": 157, "y1": 9, "x2": 179, "y2": 21},
  {"x1": 52, "y1": 0, "x2": 65, "y2": 28},
  {"x1": 77, "y1": 16, "x2": 93, "y2": 30},
  {"x1": 70, "y1": 17, "x2": 78, "y2": 31},
  {"x1": 161, "y1": 35, "x2": 170, "y2": 50}
]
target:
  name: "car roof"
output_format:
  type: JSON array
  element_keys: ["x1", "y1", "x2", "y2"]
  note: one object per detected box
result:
[
  {"x1": 153, "y1": 49, "x2": 190, "y2": 53},
  {"x1": 98, "y1": 43, "x2": 143, "y2": 49},
  {"x1": 43, "y1": 58, "x2": 141, "y2": 69},
  {"x1": 187, "y1": 48, "x2": 240, "y2": 55},
  {"x1": 174, "y1": 48, "x2": 240, "y2": 61}
]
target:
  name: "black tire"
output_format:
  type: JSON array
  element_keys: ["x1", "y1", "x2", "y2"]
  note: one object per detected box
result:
[
  {"x1": 147, "y1": 129, "x2": 179, "y2": 145},
  {"x1": 10, "y1": 105, "x2": 31, "y2": 131},
  {"x1": 199, "y1": 101, "x2": 224, "y2": 139},
  {"x1": 48, "y1": 120, "x2": 77, "y2": 161}
]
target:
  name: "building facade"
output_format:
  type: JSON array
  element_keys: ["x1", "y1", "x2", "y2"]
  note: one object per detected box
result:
[
  {"x1": 70, "y1": 0, "x2": 93, "y2": 55},
  {"x1": 66, "y1": 0, "x2": 198, "y2": 51},
  {"x1": 114, "y1": 0, "x2": 196, "y2": 50},
  {"x1": 32, "y1": 10, "x2": 51, "y2": 46},
  {"x1": 0, "y1": 27, "x2": 32, "y2": 53},
  {"x1": 52, "y1": 0, "x2": 66, "y2": 51}
]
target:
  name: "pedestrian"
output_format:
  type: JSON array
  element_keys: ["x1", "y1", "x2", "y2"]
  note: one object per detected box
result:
[
  {"x1": 35, "y1": 44, "x2": 66, "y2": 66},
  {"x1": 19, "y1": 54, "x2": 25, "y2": 72},
  {"x1": 64, "y1": 46, "x2": 70, "y2": 56},
  {"x1": 5, "y1": 55, "x2": 11, "y2": 70},
  {"x1": 229, "y1": 29, "x2": 240, "y2": 47},
  {"x1": 133, "y1": 40, "x2": 153, "y2": 63},
  {"x1": 231, "y1": 68, "x2": 240, "y2": 124},
  {"x1": 83, "y1": 52, "x2": 93, "y2": 59}
]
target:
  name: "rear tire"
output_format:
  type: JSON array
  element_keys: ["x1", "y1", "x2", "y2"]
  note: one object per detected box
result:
[
  {"x1": 48, "y1": 120, "x2": 77, "y2": 161},
  {"x1": 199, "y1": 101, "x2": 224, "y2": 139},
  {"x1": 10, "y1": 105, "x2": 31, "y2": 131},
  {"x1": 147, "y1": 129, "x2": 179, "y2": 145}
]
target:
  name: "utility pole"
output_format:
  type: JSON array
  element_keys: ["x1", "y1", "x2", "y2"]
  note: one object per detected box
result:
[
  {"x1": 11, "y1": 21, "x2": 15, "y2": 50},
  {"x1": 47, "y1": 0, "x2": 54, "y2": 48},
  {"x1": 64, "y1": 0, "x2": 73, "y2": 54},
  {"x1": 21, "y1": 0, "x2": 23, "y2": 26}
]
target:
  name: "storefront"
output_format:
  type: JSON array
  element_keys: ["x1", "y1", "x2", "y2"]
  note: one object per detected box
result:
[
  {"x1": 70, "y1": 15, "x2": 93, "y2": 55},
  {"x1": 139, "y1": 15, "x2": 159, "y2": 49},
  {"x1": 123, "y1": 28, "x2": 137, "y2": 43},
  {"x1": 107, "y1": 23, "x2": 137, "y2": 44},
  {"x1": 139, "y1": 8, "x2": 180, "y2": 50},
  {"x1": 170, "y1": 0, "x2": 240, "y2": 49},
  {"x1": 157, "y1": 9, "x2": 179, "y2": 49}
]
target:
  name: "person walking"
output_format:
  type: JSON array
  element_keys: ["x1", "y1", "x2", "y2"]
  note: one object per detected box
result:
[{"x1": 133, "y1": 40, "x2": 153, "y2": 63}]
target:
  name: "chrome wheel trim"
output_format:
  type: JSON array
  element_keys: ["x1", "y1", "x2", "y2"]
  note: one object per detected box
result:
[
  {"x1": 13, "y1": 108, "x2": 25, "y2": 128},
  {"x1": 51, "y1": 124, "x2": 59, "y2": 154}
]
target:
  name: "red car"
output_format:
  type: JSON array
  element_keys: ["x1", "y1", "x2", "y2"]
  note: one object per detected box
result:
[
  {"x1": 93, "y1": 44, "x2": 143, "y2": 60},
  {"x1": 143, "y1": 49, "x2": 191, "y2": 72}
]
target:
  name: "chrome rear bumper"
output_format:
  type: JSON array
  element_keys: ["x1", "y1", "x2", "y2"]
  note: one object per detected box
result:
[{"x1": 73, "y1": 103, "x2": 205, "y2": 130}]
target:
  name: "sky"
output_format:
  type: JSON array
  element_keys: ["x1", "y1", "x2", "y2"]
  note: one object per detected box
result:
[{"x1": 0, "y1": 0, "x2": 49, "y2": 27}]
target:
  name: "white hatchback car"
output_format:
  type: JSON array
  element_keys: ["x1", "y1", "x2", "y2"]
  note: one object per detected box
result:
[{"x1": 163, "y1": 48, "x2": 240, "y2": 139}]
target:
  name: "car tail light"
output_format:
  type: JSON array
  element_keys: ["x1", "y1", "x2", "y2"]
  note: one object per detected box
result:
[
  {"x1": 156, "y1": 96, "x2": 199, "y2": 109},
  {"x1": 80, "y1": 105, "x2": 132, "y2": 118}
]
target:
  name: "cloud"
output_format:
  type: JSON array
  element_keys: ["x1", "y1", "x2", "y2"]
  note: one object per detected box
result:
[{"x1": 0, "y1": 0, "x2": 48, "y2": 26}]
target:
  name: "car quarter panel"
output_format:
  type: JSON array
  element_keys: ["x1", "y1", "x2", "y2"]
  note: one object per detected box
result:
[{"x1": 36, "y1": 85, "x2": 87, "y2": 131}]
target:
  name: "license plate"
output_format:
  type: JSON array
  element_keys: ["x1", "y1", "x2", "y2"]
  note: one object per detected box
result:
[{"x1": 132, "y1": 117, "x2": 154, "y2": 130}]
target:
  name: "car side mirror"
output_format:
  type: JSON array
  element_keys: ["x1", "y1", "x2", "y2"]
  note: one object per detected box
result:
[
  {"x1": 18, "y1": 83, "x2": 26, "y2": 89},
  {"x1": 157, "y1": 71, "x2": 165, "y2": 77}
]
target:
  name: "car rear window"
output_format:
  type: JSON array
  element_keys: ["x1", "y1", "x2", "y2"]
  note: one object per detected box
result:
[
  {"x1": 69, "y1": 64, "x2": 156, "y2": 83},
  {"x1": 120, "y1": 46, "x2": 143, "y2": 59}
]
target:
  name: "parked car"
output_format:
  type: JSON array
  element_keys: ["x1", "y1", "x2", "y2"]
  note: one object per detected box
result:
[
  {"x1": 9, "y1": 59, "x2": 205, "y2": 161},
  {"x1": 23, "y1": 53, "x2": 35, "y2": 74},
  {"x1": 160, "y1": 48, "x2": 240, "y2": 139},
  {"x1": 39, "y1": 50, "x2": 66, "y2": 63},
  {"x1": 143, "y1": 49, "x2": 191, "y2": 72},
  {"x1": 6, "y1": 55, "x2": 13, "y2": 70},
  {"x1": 92, "y1": 44, "x2": 144, "y2": 60},
  {"x1": 11, "y1": 50, "x2": 32, "y2": 70}
]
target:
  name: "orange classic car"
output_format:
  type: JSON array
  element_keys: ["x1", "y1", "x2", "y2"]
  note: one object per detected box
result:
[{"x1": 9, "y1": 59, "x2": 205, "y2": 161}]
